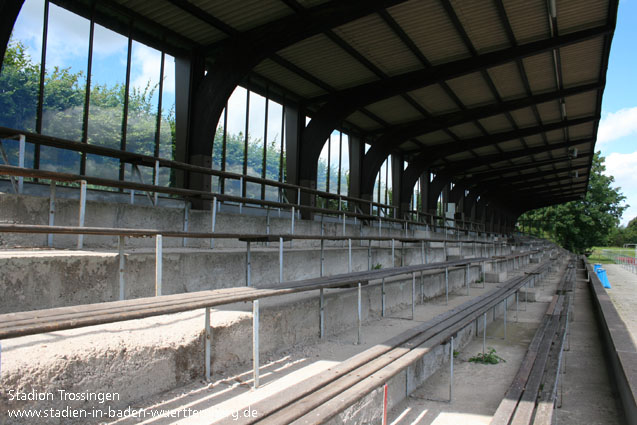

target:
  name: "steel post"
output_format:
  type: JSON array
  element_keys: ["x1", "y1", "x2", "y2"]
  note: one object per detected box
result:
[
  {"x1": 252, "y1": 300, "x2": 259, "y2": 388},
  {"x1": 47, "y1": 181, "x2": 56, "y2": 247},
  {"x1": 155, "y1": 235, "x2": 162, "y2": 296},
  {"x1": 118, "y1": 236, "x2": 125, "y2": 300},
  {"x1": 77, "y1": 180, "x2": 87, "y2": 249},
  {"x1": 204, "y1": 307, "x2": 211, "y2": 381},
  {"x1": 357, "y1": 282, "x2": 362, "y2": 345},
  {"x1": 210, "y1": 197, "x2": 217, "y2": 249}
]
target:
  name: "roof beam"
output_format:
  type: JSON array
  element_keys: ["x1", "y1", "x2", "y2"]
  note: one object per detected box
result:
[
  {"x1": 361, "y1": 83, "x2": 598, "y2": 197},
  {"x1": 460, "y1": 164, "x2": 588, "y2": 187},
  {"x1": 308, "y1": 25, "x2": 609, "y2": 106},
  {"x1": 300, "y1": 25, "x2": 609, "y2": 184},
  {"x1": 189, "y1": 0, "x2": 406, "y2": 159},
  {"x1": 500, "y1": 183, "x2": 587, "y2": 198},
  {"x1": 494, "y1": 175, "x2": 587, "y2": 191},
  {"x1": 409, "y1": 115, "x2": 594, "y2": 165},
  {"x1": 451, "y1": 153, "x2": 593, "y2": 180},
  {"x1": 433, "y1": 138, "x2": 593, "y2": 175},
  {"x1": 204, "y1": 0, "x2": 406, "y2": 57},
  {"x1": 370, "y1": 83, "x2": 599, "y2": 140}
]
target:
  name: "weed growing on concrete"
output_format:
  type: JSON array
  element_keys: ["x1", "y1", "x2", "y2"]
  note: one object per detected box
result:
[
  {"x1": 372, "y1": 263, "x2": 383, "y2": 270},
  {"x1": 468, "y1": 348, "x2": 506, "y2": 364}
]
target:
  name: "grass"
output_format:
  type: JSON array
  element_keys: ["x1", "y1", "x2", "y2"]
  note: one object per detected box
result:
[
  {"x1": 468, "y1": 348, "x2": 506, "y2": 365},
  {"x1": 589, "y1": 246, "x2": 637, "y2": 264}
]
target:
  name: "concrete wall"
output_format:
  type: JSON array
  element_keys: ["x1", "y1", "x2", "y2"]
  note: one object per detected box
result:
[
  {"x1": 0, "y1": 192, "x2": 494, "y2": 249},
  {"x1": 0, "y1": 245, "x2": 489, "y2": 313},
  {"x1": 0, "y1": 192, "x2": 513, "y2": 314},
  {"x1": 0, "y1": 263, "x2": 488, "y2": 425},
  {"x1": 586, "y1": 258, "x2": 637, "y2": 425}
]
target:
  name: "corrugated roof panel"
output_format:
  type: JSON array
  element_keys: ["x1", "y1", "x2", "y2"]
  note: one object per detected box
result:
[
  {"x1": 365, "y1": 96, "x2": 424, "y2": 125},
  {"x1": 473, "y1": 145, "x2": 501, "y2": 156},
  {"x1": 447, "y1": 122, "x2": 483, "y2": 139},
  {"x1": 120, "y1": 0, "x2": 225, "y2": 45},
  {"x1": 487, "y1": 62, "x2": 527, "y2": 100},
  {"x1": 557, "y1": 0, "x2": 609, "y2": 34},
  {"x1": 523, "y1": 134, "x2": 546, "y2": 148},
  {"x1": 529, "y1": 152, "x2": 551, "y2": 162},
  {"x1": 571, "y1": 140, "x2": 593, "y2": 151},
  {"x1": 418, "y1": 130, "x2": 453, "y2": 146},
  {"x1": 522, "y1": 52, "x2": 557, "y2": 93},
  {"x1": 544, "y1": 129, "x2": 565, "y2": 142},
  {"x1": 347, "y1": 111, "x2": 385, "y2": 132},
  {"x1": 408, "y1": 84, "x2": 459, "y2": 114},
  {"x1": 560, "y1": 38, "x2": 604, "y2": 87},
  {"x1": 501, "y1": 0, "x2": 549, "y2": 43},
  {"x1": 479, "y1": 114, "x2": 513, "y2": 134},
  {"x1": 332, "y1": 14, "x2": 422, "y2": 77},
  {"x1": 568, "y1": 122, "x2": 595, "y2": 139},
  {"x1": 498, "y1": 140, "x2": 523, "y2": 150},
  {"x1": 295, "y1": 0, "x2": 330, "y2": 7},
  {"x1": 278, "y1": 34, "x2": 378, "y2": 90},
  {"x1": 388, "y1": 0, "x2": 471, "y2": 65},
  {"x1": 535, "y1": 100, "x2": 561, "y2": 123},
  {"x1": 445, "y1": 72, "x2": 495, "y2": 107},
  {"x1": 446, "y1": 151, "x2": 475, "y2": 162},
  {"x1": 192, "y1": 0, "x2": 292, "y2": 33},
  {"x1": 449, "y1": 0, "x2": 510, "y2": 53},
  {"x1": 253, "y1": 59, "x2": 324, "y2": 98},
  {"x1": 400, "y1": 141, "x2": 421, "y2": 151},
  {"x1": 563, "y1": 91, "x2": 598, "y2": 118},
  {"x1": 509, "y1": 107, "x2": 538, "y2": 128}
]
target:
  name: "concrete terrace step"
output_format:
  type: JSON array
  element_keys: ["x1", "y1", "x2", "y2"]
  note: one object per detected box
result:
[
  {"x1": 0, "y1": 192, "x2": 487, "y2": 250},
  {"x1": 0, "y1": 259, "x2": 544, "y2": 425}
]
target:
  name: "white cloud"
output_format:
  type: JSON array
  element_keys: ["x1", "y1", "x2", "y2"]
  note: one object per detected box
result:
[
  {"x1": 130, "y1": 42, "x2": 161, "y2": 92},
  {"x1": 598, "y1": 107, "x2": 637, "y2": 145},
  {"x1": 604, "y1": 151, "x2": 637, "y2": 225}
]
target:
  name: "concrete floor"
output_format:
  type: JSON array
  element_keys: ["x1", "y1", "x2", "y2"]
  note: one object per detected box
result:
[
  {"x1": 386, "y1": 261, "x2": 563, "y2": 425},
  {"x1": 388, "y1": 262, "x2": 627, "y2": 425},
  {"x1": 604, "y1": 263, "x2": 637, "y2": 346},
  {"x1": 554, "y1": 267, "x2": 625, "y2": 424},
  {"x1": 101, "y1": 275, "x2": 520, "y2": 425}
]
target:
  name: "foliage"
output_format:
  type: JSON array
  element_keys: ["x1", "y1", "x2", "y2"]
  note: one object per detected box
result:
[
  {"x1": 0, "y1": 40, "x2": 176, "y2": 184},
  {"x1": 518, "y1": 153, "x2": 628, "y2": 254},
  {"x1": 468, "y1": 348, "x2": 505, "y2": 365},
  {"x1": 372, "y1": 263, "x2": 383, "y2": 270},
  {"x1": 1, "y1": 40, "x2": 349, "y2": 195},
  {"x1": 605, "y1": 217, "x2": 637, "y2": 247}
]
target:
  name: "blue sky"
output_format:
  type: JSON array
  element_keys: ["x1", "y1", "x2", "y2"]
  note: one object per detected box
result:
[{"x1": 598, "y1": 0, "x2": 637, "y2": 225}]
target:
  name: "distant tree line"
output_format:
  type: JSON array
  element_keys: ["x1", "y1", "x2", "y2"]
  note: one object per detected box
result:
[{"x1": 518, "y1": 153, "x2": 628, "y2": 254}]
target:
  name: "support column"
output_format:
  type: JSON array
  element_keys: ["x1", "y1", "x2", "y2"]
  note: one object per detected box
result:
[
  {"x1": 174, "y1": 56, "x2": 197, "y2": 190},
  {"x1": 348, "y1": 135, "x2": 363, "y2": 209},
  {"x1": 0, "y1": 1, "x2": 24, "y2": 71},
  {"x1": 391, "y1": 154, "x2": 403, "y2": 218},
  {"x1": 419, "y1": 171, "x2": 430, "y2": 221},
  {"x1": 285, "y1": 105, "x2": 312, "y2": 216}
]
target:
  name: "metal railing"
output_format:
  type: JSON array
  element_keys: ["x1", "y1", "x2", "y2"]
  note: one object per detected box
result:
[
  {"x1": 0, "y1": 220, "x2": 544, "y2": 389},
  {"x1": 0, "y1": 127, "x2": 494, "y2": 235},
  {"x1": 601, "y1": 249, "x2": 637, "y2": 274}
]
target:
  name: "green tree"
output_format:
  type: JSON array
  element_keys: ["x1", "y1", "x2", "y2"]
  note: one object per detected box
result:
[
  {"x1": 1, "y1": 40, "x2": 175, "y2": 183},
  {"x1": 1, "y1": 40, "x2": 346, "y2": 198},
  {"x1": 518, "y1": 152, "x2": 628, "y2": 253},
  {"x1": 0, "y1": 40, "x2": 40, "y2": 130}
]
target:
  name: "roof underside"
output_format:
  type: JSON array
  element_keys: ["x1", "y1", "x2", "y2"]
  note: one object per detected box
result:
[{"x1": 54, "y1": 0, "x2": 618, "y2": 213}]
